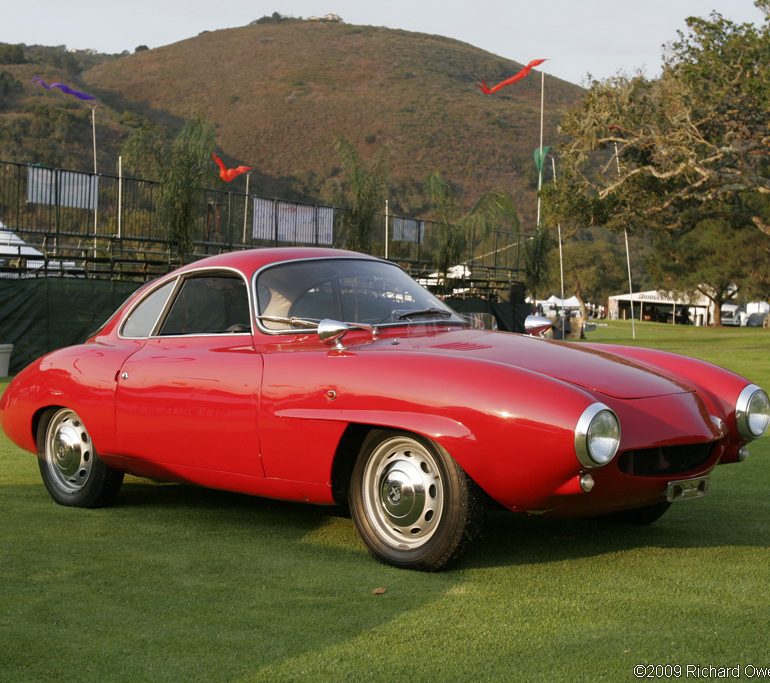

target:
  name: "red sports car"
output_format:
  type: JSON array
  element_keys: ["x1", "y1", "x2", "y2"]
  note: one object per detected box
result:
[{"x1": 1, "y1": 248, "x2": 768, "y2": 570}]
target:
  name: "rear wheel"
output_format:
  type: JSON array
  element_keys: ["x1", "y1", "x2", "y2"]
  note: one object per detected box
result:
[
  {"x1": 349, "y1": 430, "x2": 485, "y2": 571},
  {"x1": 37, "y1": 408, "x2": 123, "y2": 508}
]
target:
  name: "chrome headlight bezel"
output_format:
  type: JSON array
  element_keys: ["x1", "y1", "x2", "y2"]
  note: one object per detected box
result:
[
  {"x1": 574, "y1": 403, "x2": 621, "y2": 469},
  {"x1": 735, "y1": 384, "x2": 770, "y2": 441}
]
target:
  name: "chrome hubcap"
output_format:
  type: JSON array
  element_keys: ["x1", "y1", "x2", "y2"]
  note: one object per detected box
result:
[
  {"x1": 362, "y1": 436, "x2": 443, "y2": 550},
  {"x1": 44, "y1": 410, "x2": 93, "y2": 494}
]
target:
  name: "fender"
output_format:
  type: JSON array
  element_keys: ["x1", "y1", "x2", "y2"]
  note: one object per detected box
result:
[
  {"x1": 582, "y1": 343, "x2": 748, "y2": 413},
  {"x1": 583, "y1": 342, "x2": 752, "y2": 462},
  {"x1": 0, "y1": 338, "x2": 143, "y2": 455},
  {"x1": 258, "y1": 346, "x2": 600, "y2": 509}
]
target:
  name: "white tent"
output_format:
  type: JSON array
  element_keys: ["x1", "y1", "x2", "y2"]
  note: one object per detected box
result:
[
  {"x1": 544, "y1": 294, "x2": 581, "y2": 309},
  {"x1": 609, "y1": 289, "x2": 712, "y2": 325}
]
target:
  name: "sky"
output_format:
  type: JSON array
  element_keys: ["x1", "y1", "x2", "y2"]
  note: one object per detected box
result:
[{"x1": 1, "y1": 0, "x2": 765, "y2": 84}]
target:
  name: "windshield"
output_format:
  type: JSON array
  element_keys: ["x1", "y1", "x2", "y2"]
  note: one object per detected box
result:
[{"x1": 255, "y1": 258, "x2": 466, "y2": 331}]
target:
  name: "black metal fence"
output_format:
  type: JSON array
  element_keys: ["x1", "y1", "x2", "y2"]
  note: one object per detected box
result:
[{"x1": 0, "y1": 160, "x2": 525, "y2": 290}]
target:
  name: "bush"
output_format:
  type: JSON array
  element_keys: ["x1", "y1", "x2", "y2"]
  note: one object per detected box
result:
[
  {"x1": 0, "y1": 43, "x2": 25, "y2": 64},
  {"x1": 0, "y1": 70, "x2": 23, "y2": 97}
]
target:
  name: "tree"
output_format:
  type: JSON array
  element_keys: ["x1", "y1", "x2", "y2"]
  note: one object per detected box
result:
[
  {"x1": 332, "y1": 136, "x2": 387, "y2": 253},
  {"x1": 0, "y1": 70, "x2": 23, "y2": 98},
  {"x1": 424, "y1": 172, "x2": 465, "y2": 279},
  {"x1": 646, "y1": 217, "x2": 770, "y2": 321},
  {"x1": 522, "y1": 229, "x2": 551, "y2": 301},
  {"x1": 0, "y1": 43, "x2": 25, "y2": 64},
  {"x1": 547, "y1": 3, "x2": 770, "y2": 324},
  {"x1": 424, "y1": 171, "x2": 519, "y2": 289},
  {"x1": 543, "y1": 232, "x2": 628, "y2": 317},
  {"x1": 121, "y1": 116, "x2": 216, "y2": 257}
]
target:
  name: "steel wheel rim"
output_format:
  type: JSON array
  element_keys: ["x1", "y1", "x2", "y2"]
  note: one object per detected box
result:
[
  {"x1": 43, "y1": 409, "x2": 94, "y2": 495},
  {"x1": 362, "y1": 436, "x2": 444, "y2": 550}
]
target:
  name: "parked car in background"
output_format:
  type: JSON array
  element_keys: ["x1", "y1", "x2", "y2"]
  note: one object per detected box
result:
[
  {"x1": 746, "y1": 312, "x2": 768, "y2": 328},
  {"x1": 1, "y1": 248, "x2": 768, "y2": 570},
  {"x1": 720, "y1": 303, "x2": 747, "y2": 326}
]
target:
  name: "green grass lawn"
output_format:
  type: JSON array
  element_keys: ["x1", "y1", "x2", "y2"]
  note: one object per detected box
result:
[{"x1": 1, "y1": 321, "x2": 768, "y2": 681}]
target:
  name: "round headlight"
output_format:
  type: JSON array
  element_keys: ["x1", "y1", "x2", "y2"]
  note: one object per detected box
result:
[
  {"x1": 575, "y1": 403, "x2": 621, "y2": 468},
  {"x1": 736, "y1": 384, "x2": 770, "y2": 440}
]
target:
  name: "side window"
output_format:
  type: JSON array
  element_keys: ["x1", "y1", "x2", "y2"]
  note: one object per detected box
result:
[
  {"x1": 121, "y1": 280, "x2": 176, "y2": 338},
  {"x1": 159, "y1": 275, "x2": 251, "y2": 336}
]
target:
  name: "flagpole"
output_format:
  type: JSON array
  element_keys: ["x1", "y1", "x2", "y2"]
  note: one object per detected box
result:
[
  {"x1": 117, "y1": 155, "x2": 123, "y2": 239},
  {"x1": 242, "y1": 171, "x2": 252, "y2": 244},
  {"x1": 536, "y1": 70, "x2": 545, "y2": 228},
  {"x1": 551, "y1": 156, "x2": 566, "y2": 339},
  {"x1": 92, "y1": 106, "x2": 98, "y2": 258},
  {"x1": 615, "y1": 143, "x2": 636, "y2": 339},
  {"x1": 92, "y1": 107, "x2": 97, "y2": 174},
  {"x1": 384, "y1": 199, "x2": 389, "y2": 259}
]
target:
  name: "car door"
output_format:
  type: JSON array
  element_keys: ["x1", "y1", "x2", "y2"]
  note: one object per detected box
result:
[{"x1": 115, "y1": 271, "x2": 264, "y2": 477}]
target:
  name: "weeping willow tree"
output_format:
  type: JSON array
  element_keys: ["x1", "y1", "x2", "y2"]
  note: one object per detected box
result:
[
  {"x1": 333, "y1": 136, "x2": 387, "y2": 253},
  {"x1": 121, "y1": 116, "x2": 216, "y2": 257},
  {"x1": 425, "y1": 172, "x2": 518, "y2": 288},
  {"x1": 425, "y1": 172, "x2": 465, "y2": 278},
  {"x1": 523, "y1": 228, "x2": 552, "y2": 301}
]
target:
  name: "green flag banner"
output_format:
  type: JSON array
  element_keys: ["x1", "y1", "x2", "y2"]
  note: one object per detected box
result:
[{"x1": 533, "y1": 146, "x2": 551, "y2": 174}]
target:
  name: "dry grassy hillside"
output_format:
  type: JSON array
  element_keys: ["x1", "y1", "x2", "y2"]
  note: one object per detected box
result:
[{"x1": 83, "y1": 19, "x2": 582, "y2": 219}]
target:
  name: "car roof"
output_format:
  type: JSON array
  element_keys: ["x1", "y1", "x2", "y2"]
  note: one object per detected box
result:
[{"x1": 175, "y1": 247, "x2": 378, "y2": 278}]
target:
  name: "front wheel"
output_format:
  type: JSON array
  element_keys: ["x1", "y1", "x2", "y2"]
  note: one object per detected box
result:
[
  {"x1": 349, "y1": 430, "x2": 485, "y2": 571},
  {"x1": 37, "y1": 408, "x2": 124, "y2": 508}
]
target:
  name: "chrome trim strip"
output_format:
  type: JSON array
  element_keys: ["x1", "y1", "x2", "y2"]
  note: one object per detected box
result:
[
  {"x1": 118, "y1": 275, "x2": 180, "y2": 340},
  {"x1": 118, "y1": 265, "x2": 256, "y2": 340},
  {"x1": 709, "y1": 415, "x2": 726, "y2": 438},
  {"x1": 250, "y1": 255, "x2": 464, "y2": 336},
  {"x1": 735, "y1": 383, "x2": 768, "y2": 441},
  {"x1": 574, "y1": 402, "x2": 620, "y2": 469}
]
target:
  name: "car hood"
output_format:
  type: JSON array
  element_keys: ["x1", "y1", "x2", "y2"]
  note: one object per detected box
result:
[{"x1": 387, "y1": 328, "x2": 690, "y2": 400}]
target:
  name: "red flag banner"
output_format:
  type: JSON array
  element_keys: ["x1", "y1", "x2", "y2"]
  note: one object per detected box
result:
[
  {"x1": 212, "y1": 153, "x2": 253, "y2": 182},
  {"x1": 479, "y1": 59, "x2": 547, "y2": 94}
]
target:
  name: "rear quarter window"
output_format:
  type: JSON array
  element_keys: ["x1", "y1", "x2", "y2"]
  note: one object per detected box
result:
[{"x1": 121, "y1": 280, "x2": 176, "y2": 338}]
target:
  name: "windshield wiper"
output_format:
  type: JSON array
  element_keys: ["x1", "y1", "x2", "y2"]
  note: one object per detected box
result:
[{"x1": 396, "y1": 307, "x2": 454, "y2": 321}]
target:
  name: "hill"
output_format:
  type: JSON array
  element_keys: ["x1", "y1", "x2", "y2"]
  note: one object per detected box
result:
[
  {"x1": 2, "y1": 20, "x2": 584, "y2": 222},
  {"x1": 0, "y1": 43, "x2": 128, "y2": 171}
]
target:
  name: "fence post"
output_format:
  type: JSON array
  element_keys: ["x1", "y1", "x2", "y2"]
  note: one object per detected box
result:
[
  {"x1": 273, "y1": 199, "x2": 279, "y2": 245},
  {"x1": 117, "y1": 156, "x2": 123, "y2": 239},
  {"x1": 385, "y1": 199, "x2": 389, "y2": 259},
  {"x1": 242, "y1": 172, "x2": 251, "y2": 245}
]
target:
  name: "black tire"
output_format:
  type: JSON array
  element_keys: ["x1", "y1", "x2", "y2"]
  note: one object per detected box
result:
[
  {"x1": 348, "y1": 429, "x2": 485, "y2": 571},
  {"x1": 37, "y1": 408, "x2": 124, "y2": 508},
  {"x1": 599, "y1": 501, "x2": 671, "y2": 525}
]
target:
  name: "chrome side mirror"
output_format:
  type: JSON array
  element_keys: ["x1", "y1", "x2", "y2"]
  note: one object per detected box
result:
[
  {"x1": 524, "y1": 314, "x2": 553, "y2": 338},
  {"x1": 318, "y1": 319, "x2": 349, "y2": 350}
]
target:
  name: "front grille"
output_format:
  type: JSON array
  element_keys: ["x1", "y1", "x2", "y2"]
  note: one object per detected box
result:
[{"x1": 618, "y1": 443, "x2": 714, "y2": 476}]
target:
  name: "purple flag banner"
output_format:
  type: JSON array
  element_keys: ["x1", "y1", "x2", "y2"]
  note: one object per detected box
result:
[{"x1": 33, "y1": 77, "x2": 96, "y2": 101}]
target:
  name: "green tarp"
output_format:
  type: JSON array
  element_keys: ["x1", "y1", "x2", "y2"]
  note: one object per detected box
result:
[
  {"x1": 445, "y1": 296, "x2": 530, "y2": 333},
  {"x1": 0, "y1": 278, "x2": 141, "y2": 374},
  {"x1": 0, "y1": 280, "x2": 533, "y2": 376}
]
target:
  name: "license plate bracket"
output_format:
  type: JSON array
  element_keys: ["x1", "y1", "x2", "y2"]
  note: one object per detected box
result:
[{"x1": 666, "y1": 475, "x2": 710, "y2": 502}]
